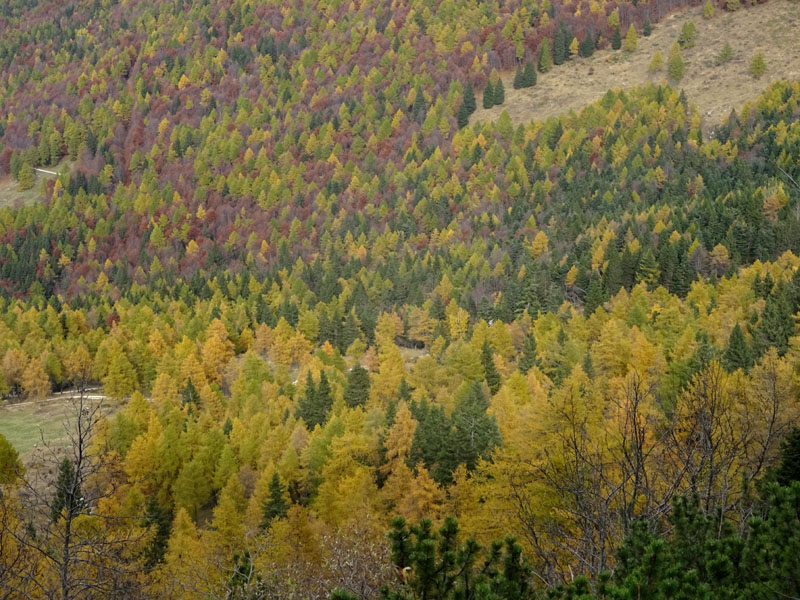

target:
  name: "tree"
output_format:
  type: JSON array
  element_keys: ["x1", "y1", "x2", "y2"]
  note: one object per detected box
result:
[
  {"x1": 538, "y1": 39, "x2": 553, "y2": 72},
  {"x1": 0, "y1": 395, "x2": 147, "y2": 598},
  {"x1": 17, "y1": 161, "x2": 34, "y2": 191},
  {"x1": 623, "y1": 25, "x2": 637, "y2": 52},
  {"x1": 643, "y1": 20, "x2": 652, "y2": 36},
  {"x1": 722, "y1": 324, "x2": 753, "y2": 372},
  {"x1": 381, "y1": 516, "x2": 532, "y2": 600},
  {"x1": 579, "y1": 32, "x2": 595, "y2": 57},
  {"x1": 611, "y1": 25, "x2": 622, "y2": 50},
  {"x1": 344, "y1": 365, "x2": 371, "y2": 408},
  {"x1": 649, "y1": 51, "x2": 664, "y2": 72},
  {"x1": 703, "y1": 0, "x2": 715, "y2": 18},
  {"x1": 481, "y1": 81, "x2": 494, "y2": 109},
  {"x1": 553, "y1": 26, "x2": 566, "y2": 65},
  {"x1": 716, "y1": 42, "x2": 733, "y2": 65},
  {"x1": 457, "y1": 102, "x2": 469, "y2": 128},
  {"x1": 21, "y1": 357, "x2": 50, "y2": 400},
  {"x1": 450, "y1": 381, "x2": 501, "y2": 474},
  {"x1": 668, "y1": 42, "x2": 685, "y2": 83},
  {"x1": 750, "y1": 51, "x2": 766, "y2": 78},
  {"x1": 518, "y1": 332, "x2": 539, "y2": 374},
  {"x1": 678, "y1": 21, "x2": 697, "y2": 48},
  {"x1": 481, "y1": 340, "x2": 501, "y2": 395},
  {"x1": 522, "y1": 60, "x2": 536, "y2": 87},
  {"x1": 494, "y1": 79, "x2": 505, "y2": 105},
  {"x1": 463, "y1": 83, "x2": 476, "y2": 115},
  {"x1": 513, "y1": 65, "x2": 524, "y2": 90},
  {"x1": 260, "y1": 473, "x2": 289, "y2": 529}
]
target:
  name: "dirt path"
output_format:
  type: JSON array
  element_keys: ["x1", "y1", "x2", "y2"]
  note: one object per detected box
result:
[{"x1": 472, "y1": 0, "x2": 800, "y2": 131}]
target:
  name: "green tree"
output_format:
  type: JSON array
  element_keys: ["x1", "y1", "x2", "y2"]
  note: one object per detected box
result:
[
  {"x1": 522, "y1": 60, "x2": 537, "y2": 87},
  {"x1": 260, "y1": 473, "x2": 289, "y2": 529},
  {"x1": 17, "y1": 161, "x2": 34, "y2": 191},
  {"x1": 494, "y1": 78, "x2": 505, "y2": 105},
  {"x1": 538, "y1": 38, "x2": 553, "y2": 72},
  {"x1": 482, "y1": 81, "x2": 495, "y2": 109},
  {"x1": 0, "y1": 433, "x2": 20, "y2": 484},
  {"x1": 579, "y1": 32, "x2": 594, "y2": 57},
  {"x1": 750, "y1": 51, "x2": 766, "y2": 78},
  {"x1": 678, "y1": 21, "x2": 697, "y2": 48},
  {"x1": 457, "y1": 101, "x2": 469, "y2": 128},
  {"x1": 668, "y1": 42, "x2": 685, "y2": 83},
  {"x1": 463, "y1": 83, "x2": 476, "y2": 114},
  {"x1": 450, "y1": 381, "x2": 501, "y2": 474},
  {"x1": 716, "y1": 42, "x2": 733, "y2": 65},
  {"x1": 518, "y1": 332, "x2": 539, "y2": 374},
  {"x1": 513, "y1": 65, "x2": 524, "y2": 89},
  {"x1": 611, "y1": 25, "x2": 622, "y2": 50},
  {"x1": 722, "y1": 323, "x2": 753, "y2": 372},
  {"x1": 623, "y1": 24, "x2": 637, "y2": 52},
  {"x1": 344, "y1": 364, "x2": 371, "y2": 408},
  {"x1": 703, "y1": 0, "x2": 715, "y2": 18},
  {"x1": 481, "y1": 340, "x2": 501, "y2": 395},
  {"x1": 553, "y1": 26, "x2": 566, "y2": 65},
  {"x1": 51, "y1": 457, "x2": 83, "y2": 522},
  {"x1": 643, "y1": 20, "x2": 652, "y2": 36}
]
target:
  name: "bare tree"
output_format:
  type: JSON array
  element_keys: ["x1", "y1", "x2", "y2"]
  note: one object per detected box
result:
[{"x1": 0, "y1": 393, "x2": 150, "y2": 599}]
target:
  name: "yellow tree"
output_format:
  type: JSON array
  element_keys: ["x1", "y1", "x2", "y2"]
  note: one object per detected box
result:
[{"x1": 22, "y1": 357, "x2": 50, "y2": 400}]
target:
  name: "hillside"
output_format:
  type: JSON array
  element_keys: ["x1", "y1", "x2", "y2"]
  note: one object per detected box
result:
[
  {"x1": 473, "y1": 0, "x2": 800, "y2": 128},
  {"x1": 0, "y1": 0, "x2": 798, "y2": 598}
]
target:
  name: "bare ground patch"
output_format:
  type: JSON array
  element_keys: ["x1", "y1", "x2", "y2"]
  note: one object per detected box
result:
[{"x1": 471, "y1": 0, "x2": 800, "y2": 130}]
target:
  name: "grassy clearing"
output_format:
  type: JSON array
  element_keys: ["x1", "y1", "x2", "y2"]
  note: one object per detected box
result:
[
  {"x1": 472, "y1": 0, "x2": 800, "y2": 131},
  {"x1": 0, "y1": 397, "x2": 74, "y2": 458}
]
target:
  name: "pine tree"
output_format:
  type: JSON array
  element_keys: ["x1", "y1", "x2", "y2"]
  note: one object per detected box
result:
[
  {"x1": 623, "y1": 24, "x2": 638, "y2": 52},
  {"x1": 703, "y1": 0, "x2": 715, "y2": 18},
  {"x1": 722, "y1": 324, "x2": 753, "y2": 372},
  {"x1": 649, "y1": 50, "x2": 664, "y2": 72},
  {"x1": 481, "y1": 340, "x2": 501, "y2": 395},
  {"x1": 463, "y1": 83, "x2": 476, "y2": 114},
  {"x1": 635, "y1": 248, "x2": 661, "y2": 289},
  {"x1": 494, "y1": 78, "x2": 505, "y2": 105},
  {"x1": 457, "y1": 102, "x2": 469, "y2": 128},
  {"x1": 51, "y1": 457, "x2": 82, "y2": 522},
  {"x1": 450, "y1": 381, "x2": 501, "y2": 475},
  {"x1": 482, "y1": 81, "x2": 495, "y2": 109},
  {"x1": 668, "y1": 42, "x2": 685, "y2": 83},
  {"x1": 643, "y1": 20, "x2": 652, "y2": 36},
  {"x1": 553, "y1": 27, "x2": 566, "y2": 65},
  {"x1": 584, "y1": 277, "x2": 608, "y2": 315},
  {"x1": 523, "y1": 60, "x2": 537, "y2": 86},
  {"x1": 750, "y1": 52, "x2": 766, "y2": 78},
  {"x1": 513, "y1": 65, "x2": 524, "y2": 89},
  {"x1": 17, "y1": 161, "x2": 34, "y2": 191},
  {"x1": 611, "y1": 25, "x2": 622, "y2": 50},
  {"x1": 776, "y1": 428, "x2": 800, "y2": 485},
  {"x1": 538, "y1": 39, "x2": 553, "y2": 72},
  {"x1": 344, "y1": 364, "x2": 371, "y2": 408},
  {"x1": 260, "y1": 473, "x2": 289, "y2": 529},
  {"x1": 579, "y1": 32, "x2": 595, "y2": 57},
  {"x1": 143, "y1": 497, "x2": 172, "y2": 569},
  {"x1": 181, "y1": 379, "x2": 200, "y2": 409},
  {"x1": 519, "y1": 332, "x2": 538, "y2": 374}
]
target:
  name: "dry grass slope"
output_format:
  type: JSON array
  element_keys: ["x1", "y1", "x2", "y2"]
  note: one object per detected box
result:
[{"x1": 472, "y1": 0, "x2": 800, "y2": 130}]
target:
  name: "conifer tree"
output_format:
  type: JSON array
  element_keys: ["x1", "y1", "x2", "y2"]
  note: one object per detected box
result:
[
  {"x1": 513, "y1": 65, "x2": 524, "y2": 89},
  {"x1": 523, "y1": 60, "x2": 537, "y2": 86},
  {"x1": 182, "y1": 379, "x2": 200, "y2": 409},
  {"x1": 450, "y1": 381, "x2": 501, "y2": 474},
  {"x1": 623, "y1": 24, "x2": 637, "y2": 52},
  {"x1": 643, "y1": 19, "x2": 652, "y2": 36},
  {"x1": 538, "y1": 39, "x2": 553, "y2": 72},
  {"x1": 457, "y1": 102, "x2": 469, "y2": 128},
  {"x1": 494, "y1": 78, "x2": 505, "y2": 105},
  {"x1": 51, "y1": 457, "x2": 82, "y2": 522},
  {"x1": 481, "y1": 340, "x2": 501, "y2": 395},
  {"x1": 722, "y1": 324, "x2": 753, "y2": 372},
  {"x1": 553, "y1": 26, "x2": 566, "y2": 65},
  {"x1": 260, "y1": 473, "x2": 289, "y2": 529},
  {"x1": 482, "y1": 81, "x2": 495, "y2": 109},
  {"x1": 17, "y1": 161, "x2": 34, "y2": 191},
  {"x1": 344, "y1": 364, "x2": 371, "y2": 408},
  {"x1": 518, "y1": 332, "x2": 539, "y2": 374},
  {"x1": 611, "y1": 25, "x2": 622, "y2": 50},
  {"x1": 668, "y1": 42, "x2": 685, "y2": 83},
  {"x1": 463, "y1": 83, "x2": 476, "y2": 114},
  {"x1": 579, "y1": 32, "x2": 594, "y2": 57},
  {"x1": 649, "y1": 50, "x2": 664, "y2": 72}
]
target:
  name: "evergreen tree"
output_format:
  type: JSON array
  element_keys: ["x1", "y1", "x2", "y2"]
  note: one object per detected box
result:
[
  {"x1": 17, "y1": 161, "x2": 34, "y2": 191},
  {"x1": 635, "y1": 248, "x2": 661, "y2": 289},
  {"x1": 623, "y1": 24, "x2": 637, "y2": 52},
  {"x1": 584, "y1": 277, "x2": 608, "y2": 315},
  {"x1": 722, "y1": 323, "x2": 753, "y2": 372},
  {"x1": 344, "y1": 364, "x2": 371, "y2": 408},
  {"x1": 518, "y1": 332, "x2": 538, "y2": 374},
  {"x1": 51, "y1": 457, "x2": 82, "y2": 522},
  {"x1": 668, "y1": 42, "x2": 685, "y2": 82},
  {"x1": 752, "y1": 284, "x2": 794, "y2": 357},
  {"x1": 481, "y1": 340, "x2": 501, "y2": 395},
  {"x1": 457, "y1": 101, "x2": 469, "y2": 128},
  {"x1": 513, "y1": 65, "x2": 524, "y2": 89},
  {"x1": 463, "y1": 83, "x2": 476, "y2": 114},
  {"x1": 776, "y1": 428, "x2": 800, "y2": 486},
  {"x1": 579, "y1": 32, "x2": 595, "y2": 57},
  {"x1": 450, "y1": 381, "x2": 501, "y2": 474},
  {"x1": 143, "y1": 497, "x2": 172, "y2": 569},
  {"x1": 553, "y1": 26, "x2": 566, "y2": 65},
  {"x1": 522, "y1": 60, "x2": 537, "y2": 86},
  {"x1": 538, "y1": 39, "x2": 553, "y2": 72},
  {"x1": 260, "y1": 473, "x2": 289, "y2": 529},
  {"x1": 611, "y1": 25, "x2": 622, "y2": 50},
  {"x1": 482, "y1": 81, "x2": 495, "y2": 109},
  {"x1": 181, "y1": 379, "x2": 200, "y2": 410},
  {"x1": 643, "y1": 19, "x2": 652, "y2": 36},
  {"x1": 494, "y1": 78, "x2": 505, "y2": 105}
]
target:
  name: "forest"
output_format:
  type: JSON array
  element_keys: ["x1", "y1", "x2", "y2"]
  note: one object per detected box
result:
[{"x1": 0, "y1": 0, "x2": 799, "y2": 597}]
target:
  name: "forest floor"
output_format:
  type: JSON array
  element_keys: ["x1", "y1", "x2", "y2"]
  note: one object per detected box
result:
[
  {"x1": 472, "y1": 0, "x2": 800, "y2": 132},
  {"x1": 0, "y1": 391, "x2": 110, "y2": 459}
]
